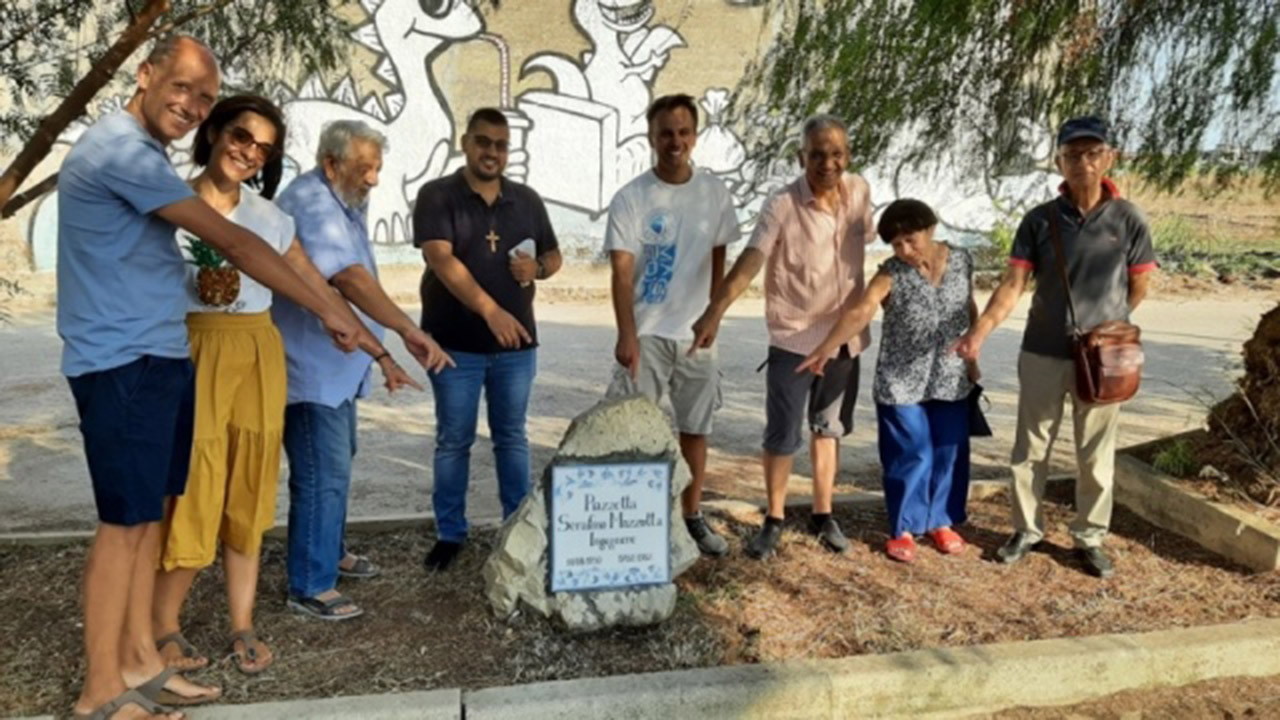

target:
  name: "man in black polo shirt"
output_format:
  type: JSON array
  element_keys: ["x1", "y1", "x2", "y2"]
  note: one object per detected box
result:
[
  {"x1": 954, "y1": 116, "x2": 1156, "y2": 578},
  {"x1": 413, "y1": 107, "x2": 562, "y2": 571}
]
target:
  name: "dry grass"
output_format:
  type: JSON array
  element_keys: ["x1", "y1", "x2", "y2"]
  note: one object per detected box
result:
[
  {"x1": 3, "y1": 487, "x2": 1280, "y2": 718},
  {"x1": 991, "y1": 674, "x2": 1280, "y2": 719}
]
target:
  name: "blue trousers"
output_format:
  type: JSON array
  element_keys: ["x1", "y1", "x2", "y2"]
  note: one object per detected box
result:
[
  {"x1": 283, "y1": 399, "x2": 356, "y2": 599},
  {"x1": 876, "y1": 400, "x2": 970, "y2": 537},
  {"x1": 428, "y1": 348, "x2": 536, "y2": 542}
]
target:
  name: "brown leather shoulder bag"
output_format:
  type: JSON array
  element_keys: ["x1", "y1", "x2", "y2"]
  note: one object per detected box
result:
[{"x1": 1048, "y1": 209, "x2": 1144, "y2": 405}]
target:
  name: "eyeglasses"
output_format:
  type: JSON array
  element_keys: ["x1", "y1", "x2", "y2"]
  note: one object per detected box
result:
[
  {"x1": 225, "y1": 125, "x2": 280, "y2": 161},
  {"x1": 469, "y1": 134, "x2": 510, "y2": 153},
  {"x1": 1058, "y1": 147, "x2": 1109, "y2": 165}
]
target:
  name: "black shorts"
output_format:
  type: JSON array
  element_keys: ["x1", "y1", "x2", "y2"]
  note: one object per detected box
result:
[
  {"x1": 763, "y1": 345, "x2": 860, "y2": 456},
  {"x1": 67, "y1": 355, "x2": 195, "y2": 526}
]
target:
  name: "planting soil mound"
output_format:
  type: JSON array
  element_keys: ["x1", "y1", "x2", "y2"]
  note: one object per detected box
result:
[{"x1": 1208, "y1": 303, "x2": 1280, "y2": 506}]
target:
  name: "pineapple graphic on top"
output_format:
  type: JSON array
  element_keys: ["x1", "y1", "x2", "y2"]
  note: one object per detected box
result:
[{"x1": 182, "y1": 232, "x2": 242, "y2": 309}]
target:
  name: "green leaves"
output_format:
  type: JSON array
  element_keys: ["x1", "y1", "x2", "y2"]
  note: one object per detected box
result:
[
  {"x1": 181, "y1": 232, "x2": 226, "y2": 269},
  {"x1": 734, "y1": 0, "x2": 1280, "y2": 194}
]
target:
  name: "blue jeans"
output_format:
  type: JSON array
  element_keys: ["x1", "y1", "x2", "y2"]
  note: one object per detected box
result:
[
  {"x1": 428, "y1": 348, "x2": 536, "y2": 542},
  {"x1": 876, "y1": 400, "x2": 970, "y2": 537},
  {"x1": 283, "y1": 399, "x2": 357, "y2": 599}
]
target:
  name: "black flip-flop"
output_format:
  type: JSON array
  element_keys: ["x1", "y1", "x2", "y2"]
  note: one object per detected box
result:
[{"x1": 287, "y1": 593, "x2": 365, "y2": 621}]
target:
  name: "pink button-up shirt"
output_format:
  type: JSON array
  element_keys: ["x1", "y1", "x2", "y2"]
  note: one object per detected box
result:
[{"x1": 747, "y1": 173, "x2": 876, "y2": 356}]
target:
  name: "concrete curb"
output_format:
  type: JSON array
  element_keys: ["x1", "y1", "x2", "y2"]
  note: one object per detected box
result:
[
  {"x1": 186, "y1": 689, "x2": 461, "y2": 720},
  {"x1": 1115, "y1": 453, "x2": 1280, "y2": 572},
  {"x1": 464, "y1": 618, "x2": 1280, "y2": 719},
  {"x1": 7, "y1": 614, "x2": 1279, "y2": 719}
]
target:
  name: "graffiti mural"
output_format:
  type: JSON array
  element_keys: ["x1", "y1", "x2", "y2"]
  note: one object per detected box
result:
[
  {"x1": 517, "y1": 0, "x2": 684, "y2": 215},
  {"x1": 280, "y1": 0, "x2": 483, "y2": 245},
  {"x1": 17, "y1": 0, "x2": 1060, "y2": 271}
]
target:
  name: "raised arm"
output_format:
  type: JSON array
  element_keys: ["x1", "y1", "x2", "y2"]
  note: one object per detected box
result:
[
  {"x1": 330, "y1": 263, "x2": 453, "y2": 373},
  {"x1": 689, "y1": 247, "x2": 766, "y2": 352},
  {"x1": 421, "y1": 241, "x2": 531, "y2": 349},
  {"x1": 158, "y1": 197, "x2": 358, "y2": 351},
  {"x1": 282, "y1": 239, "x2": 435, "y2": 390},
  {"x1": 283, "y1": 239, "x2": 383, "y2": 358},
  {"x1": 796, "y1": 271, "x2": 892, "y2": 375},
  {"x1": 952, "y1": 264, "x2": 1030, "y2": 360}
]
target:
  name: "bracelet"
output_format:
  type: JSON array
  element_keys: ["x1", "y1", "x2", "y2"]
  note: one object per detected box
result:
[{"x1": 373, "y1": 350, "x2": 391, "y2": 362}]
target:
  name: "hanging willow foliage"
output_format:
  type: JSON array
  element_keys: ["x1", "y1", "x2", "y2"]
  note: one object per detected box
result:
[{"x1": 732, "y1": 0, "x2": 1280, "y2": 194}]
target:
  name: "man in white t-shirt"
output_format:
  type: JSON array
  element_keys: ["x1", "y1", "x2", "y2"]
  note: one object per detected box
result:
[{"x1": 604, "y1": 94, "x2": 740, "y2": 556}]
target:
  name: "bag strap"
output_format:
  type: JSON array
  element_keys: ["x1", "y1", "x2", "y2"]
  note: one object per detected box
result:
[{"x1": 1047, "y1": 208, "x2": 1082, "y2": 337}]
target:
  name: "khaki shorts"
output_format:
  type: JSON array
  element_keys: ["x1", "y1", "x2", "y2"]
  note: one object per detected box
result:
[{"x1": 606, "y1": 335, "x2": 721, "y2": 435}]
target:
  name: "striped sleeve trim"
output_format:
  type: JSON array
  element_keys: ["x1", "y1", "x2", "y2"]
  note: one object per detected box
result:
[
  {"x1": 1008, "y1": 257, "x2": 1035, "y2": 270},
  {"x1": 1128, "y1": 262, "x2": 1158, "y2": 274}
]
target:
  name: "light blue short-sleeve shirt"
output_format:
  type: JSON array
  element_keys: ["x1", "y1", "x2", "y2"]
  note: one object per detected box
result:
[
  {"x1": 57, "y1": 111, "x2": 196, "y2": 377},
  {"x1": 271, "y1": 168, "x2": 385, "y2": 408}
]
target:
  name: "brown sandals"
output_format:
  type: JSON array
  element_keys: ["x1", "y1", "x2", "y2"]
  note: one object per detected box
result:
[
  {"x1": 225, "y1": 629, "x2": 274, "y2": 674},
  {"x1": 72, "y1": 688, "x2": 178, "y2": 720},
  {"x1": 134, "y1": 666, "x2": 222, "y2": 707},
  {"x1": 155, "y1": 631, "x2": 208, "y2": 670}
]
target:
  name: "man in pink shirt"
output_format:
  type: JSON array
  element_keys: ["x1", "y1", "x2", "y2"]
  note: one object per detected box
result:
[{"x1": 692, "y1": 115, "x2": 876, "y2": 559}]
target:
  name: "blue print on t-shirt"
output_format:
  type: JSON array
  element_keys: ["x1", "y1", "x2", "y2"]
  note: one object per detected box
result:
[
  {"x1": 640, "y1": 243, "x2": 676, "y2": 304},
  {"x1": 638, "y1": 208, "x2": 677, "y2": 304}
]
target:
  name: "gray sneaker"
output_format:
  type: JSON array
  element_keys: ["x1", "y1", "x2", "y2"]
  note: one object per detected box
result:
[
  {"x1": 685, "y1": 515, "x2": 729, "y2": 557},
  {"x1": 812, "y1": 517, "x2": 850, "y2": 554},
  {"x1": 746, "y1": 522, "x2": 783, "y2": 560}
]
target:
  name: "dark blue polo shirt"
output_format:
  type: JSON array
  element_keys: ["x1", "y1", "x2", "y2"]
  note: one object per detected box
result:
[
  {"x1": 413, "y1": 169, "x2": 559, "y2": 354},
  {"x1": 1010, "y1": 182, "x2": 1157, "y2": 359}
]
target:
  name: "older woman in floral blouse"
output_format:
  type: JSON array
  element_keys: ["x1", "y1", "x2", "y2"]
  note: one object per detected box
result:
[{"x1": 798, "y1": 199, "x2": 979, "y2": 563}]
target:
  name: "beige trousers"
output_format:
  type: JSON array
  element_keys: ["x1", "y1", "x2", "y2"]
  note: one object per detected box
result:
[{"x1": 1010, "y1": 351, "x2": 1123, "y2": 548}]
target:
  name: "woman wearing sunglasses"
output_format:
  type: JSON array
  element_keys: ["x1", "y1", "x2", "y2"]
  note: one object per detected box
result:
[{"x1": 150, "y1": 95, "x2": 398, "y2": 677}]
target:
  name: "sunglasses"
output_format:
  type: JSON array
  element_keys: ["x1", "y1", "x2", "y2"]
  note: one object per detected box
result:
[
  {"x1": 469, "y1": 134, "x2": 510, "y2": 153},
  {"x1": 225, "y1": 125, "x2": 280, "y2": 162}
]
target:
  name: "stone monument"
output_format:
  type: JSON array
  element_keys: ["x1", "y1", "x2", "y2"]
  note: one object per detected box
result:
[{"x1": 482, "y1": 395, "x2": 700, "y2": 631}]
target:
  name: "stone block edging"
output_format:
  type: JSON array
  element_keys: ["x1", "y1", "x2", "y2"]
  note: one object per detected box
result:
[
  {"x1": 1115, "y1": 453, "x2": 1280, "y2": 572},
  {"x1": 6, "y1": 614, "x2": 1279, "y2": 719}
]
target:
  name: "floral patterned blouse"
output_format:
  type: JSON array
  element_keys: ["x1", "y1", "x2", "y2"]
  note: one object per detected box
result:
[{"x1": 873, "y1": 244, "x2": 975, "y2": 405}]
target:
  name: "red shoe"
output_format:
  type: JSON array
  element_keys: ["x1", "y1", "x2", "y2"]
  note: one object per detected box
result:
[
  {"x1": 928, "y1": 527, "x2": 966, "y2": 554},
  {"x1": 885, "y1": 535, "x2": 917, "y2": 563}
]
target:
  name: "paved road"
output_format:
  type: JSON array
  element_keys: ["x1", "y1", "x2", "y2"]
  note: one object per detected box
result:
[{"x1": 0, "y1": 276, "x2": 1274, "y2": 532}]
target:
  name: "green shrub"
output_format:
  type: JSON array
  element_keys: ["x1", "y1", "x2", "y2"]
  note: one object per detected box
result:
[{"x1": 1152, "y1": 439, "x2": 1197, "y2": 477}]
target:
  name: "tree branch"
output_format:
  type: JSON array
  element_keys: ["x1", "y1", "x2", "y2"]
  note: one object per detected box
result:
[
  {"x1": 146, "y1": 0, "x2": 238, "y2": 39},
  {"x1": 0, "y1": 0, "x2": 172, "y2": 210},
  {"x1": 0, "y1": 173, "x2": 59, "y2": 220}
]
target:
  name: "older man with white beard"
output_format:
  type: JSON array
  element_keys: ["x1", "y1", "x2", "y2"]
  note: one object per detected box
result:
[{"x1": 272, "y1": 120, "x2": 452, "y2": 620}]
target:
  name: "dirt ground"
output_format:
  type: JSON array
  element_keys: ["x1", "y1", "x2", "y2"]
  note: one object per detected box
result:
[
  {"x1": 3, "y1": 486, "x2": 1279, "y2": 718},
  {"x1": 991, "y1": 674, "x2": 1280, "y2": 719},
  {"x1": 1132, "y1": 429, "x2": 1280, "y2": 526}
]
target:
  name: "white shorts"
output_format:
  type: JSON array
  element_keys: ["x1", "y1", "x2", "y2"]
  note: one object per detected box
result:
[{"x1": 606, "y1": 335, "x2": 721, "y2": 435}]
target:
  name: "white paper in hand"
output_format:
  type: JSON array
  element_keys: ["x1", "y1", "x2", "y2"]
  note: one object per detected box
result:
[
  {"x1": 509, "y1": 238, "x2": 537, "y2": 287},
  {"x1": 507, "y1": 238, "x2": 536, "y2": 259}
]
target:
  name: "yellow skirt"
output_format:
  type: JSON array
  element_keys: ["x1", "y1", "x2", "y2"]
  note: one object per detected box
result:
[{"x1": 160, "y1": 312, "x2": 286, "y2": 571}]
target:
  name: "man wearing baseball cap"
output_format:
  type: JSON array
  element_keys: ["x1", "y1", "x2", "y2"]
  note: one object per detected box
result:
[{"x1": 952, "y1": 116, "x2": 1157, "y2": 578}]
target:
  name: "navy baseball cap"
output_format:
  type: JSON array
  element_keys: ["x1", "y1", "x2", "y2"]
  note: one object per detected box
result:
[{"x1": 1057, "y1": 116, "x2": 1109, "y2": 146}]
